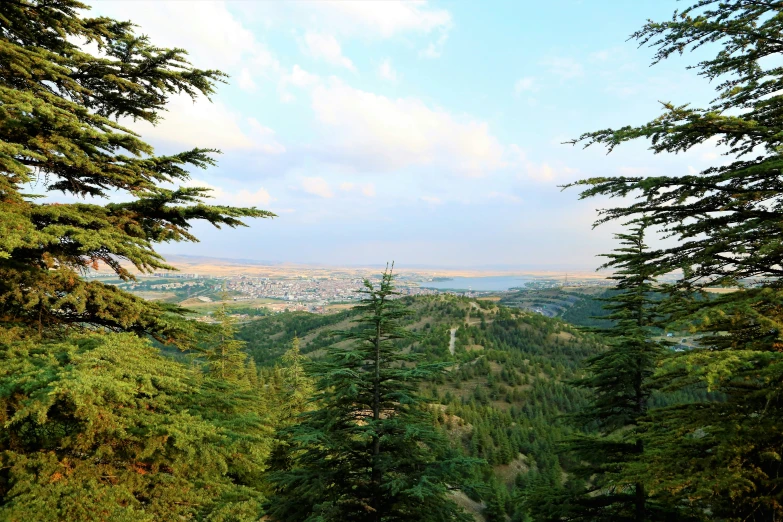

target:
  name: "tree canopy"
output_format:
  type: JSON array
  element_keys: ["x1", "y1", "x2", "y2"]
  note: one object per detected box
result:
[
  {"x1": 266, "y1": 268, "x2": 478, "y2": 522},
  {"x1": 559, "y1": 1, "x2": 783, "y2": 520},
  {"x1": 0, "y1": 0, "x2": 273, "y2": 343}
]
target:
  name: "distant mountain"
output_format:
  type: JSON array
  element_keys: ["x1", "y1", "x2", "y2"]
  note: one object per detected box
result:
[{"x1": 237, "y1": 294, "x2": 603, "y2": 521}]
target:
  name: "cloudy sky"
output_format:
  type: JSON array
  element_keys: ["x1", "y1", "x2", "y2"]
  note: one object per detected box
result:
[{"x1": 84, "y1": 0, "x2": 722, "y2": 270}]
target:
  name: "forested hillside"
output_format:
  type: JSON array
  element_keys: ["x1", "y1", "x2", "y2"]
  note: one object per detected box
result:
[
  {"x1": 240, "y1": 295, "x2": 603, "y2": 520},
  {"x1": 3, "y1": 0, "x2": 783, "y2": 520},
  {"x1": 498, "y1": 288, "x2": 614, "y2": 328}
]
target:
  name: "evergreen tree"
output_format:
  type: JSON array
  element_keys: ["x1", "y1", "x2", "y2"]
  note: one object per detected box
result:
[
  {"x1": 266, "y1": 266, "x2": 476, "y2": 522},
  {"x1": 565, "y1": 1, "x2": 783, "y2": 519},
  {"x1": 529, "y1": 223, "x2": 675, "y2": 521},
  {"x1": 279, "y1": 336, "x2": 316, "y2": 418},
  {"x1": 265, "y1": 337, "x2": 316, "y2": 477},
  {"x1": 0, "y1": 0, "x2": 272, "y2": 342},
  {"x1": 0, "y1": 333, "x2": 266, "y2": 521},
  {"x1": 205, "y1": 303, "x2": 250, "y2": 381}
]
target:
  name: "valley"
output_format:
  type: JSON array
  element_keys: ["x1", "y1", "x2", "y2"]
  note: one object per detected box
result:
[{"x1": 238, "y1": 294, "x2": 602, "y2": 520}]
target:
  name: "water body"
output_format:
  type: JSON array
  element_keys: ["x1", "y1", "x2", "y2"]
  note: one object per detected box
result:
[{"x1": 420, "y1": 276, "x2": 532, "y2": 292}]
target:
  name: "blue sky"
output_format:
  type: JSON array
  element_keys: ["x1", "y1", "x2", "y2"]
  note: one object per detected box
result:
[{"x1": 85, "y1": 0, "x2": 723, "y2": 270}]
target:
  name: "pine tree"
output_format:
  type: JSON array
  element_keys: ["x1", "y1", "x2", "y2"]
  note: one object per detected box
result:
[
  {"x1": 0, "y1": 333, "x2": 266, "y2": 521},
  {"x1": 564, "y1": 1, "x2": 783, "y2": 519},
  {"x1": 265, "y1": 337, "x2": 316, "y2": 476},
  {"x1": 279, "y1": 336, "x2": 315, "y2": 418},
  {"x1": 529, "y1": 223, "x2": 679, "y2": 521},
  {"x1": 265, "y1": 266, "x2": 477, "y2": 522},
  {"x1": 0, "y1": 0, "x2": 273, "y2": 342},
  {"x1": 205, "y1": 302, "x2": 250, "y2": 381}
]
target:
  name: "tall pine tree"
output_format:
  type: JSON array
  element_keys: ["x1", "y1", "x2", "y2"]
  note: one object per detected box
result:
[
  {"x1": 266, "y1": 266, "x2": 476, "y2": 522},
  {"x1": 565, "y1": 1, "x2": 783, "y2": 519},
  {"x1": 0, "y1": 2, "x2": 275, "y2": 519},
  {"x1": 529, "y1": 223, "x2": 676, "y2": 521},
  {"x1": 0, "y1": 0, "x2": 273, "y2": 343}
]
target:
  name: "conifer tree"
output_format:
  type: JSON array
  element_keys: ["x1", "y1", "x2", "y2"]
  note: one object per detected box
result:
[
  {"x1": 265, "y1": 336, "x2": 316, "y2": 476},
  {"x1": 206, "y1": 302, "x2": 250, "y2": 381},
  {"x1": 529, "y1": 223, "x2": 676, "y2": 521},
  {"x1": 190, "y1": 301, "x2": 274, "y2": 504},
  {"x1": 0, "y1": 0, "x2": 272, "y2": 342},
  {"x1": 266, "y1": 266, "x2": 476, "y2": 522},
  {"x1": 279, "y1": 336, "x2": 315, "y2": 417},
  {"x1": 565, "y1": 1, "x2": 783, "y2": 519},
  {"x1": 0, "y1": 333, "x2": 266, "y2": 521}
]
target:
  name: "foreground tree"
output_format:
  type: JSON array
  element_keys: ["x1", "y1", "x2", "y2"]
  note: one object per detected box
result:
[
  {"x1": 0, "y1": 2, "x2": 276, "y2": 519},
  {"x1": 529, "y1": 223, "x2": 681, "y2": 521},
  {"x1": 266, "y1": 266, "x2": 476, "y2": 522},
  {"x1": 567, "y1": 1, "x2": 783, "y2": 519},
  {"x1": 0, "y1": 0, "x2": 273, "y2": 342},
  {"x1": 205, "y1": 302, "x2": 251, "y2": 381},
  {"x1": 0, "y1": 333, "x2": 266, "y2": 521}
]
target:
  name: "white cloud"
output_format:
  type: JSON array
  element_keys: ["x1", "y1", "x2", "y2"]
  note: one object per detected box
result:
[
  {"x1": 420, "y1": 196, "x2": 443, "y2": 205},
  {"x1": 303, "y1": 32, "x2": 355, "y2": 70},
  {"x1": 543, "y1": 57, "x2": 584, "y2": 79},
  {"x1": 187, "y1": 179, "x2": 273, "y2": 207},
  {"x1": 514, "y1": 77, "x2": 536, "y2": 94},
  {"x1": 308, "y1": 1, "x2": 452, "y2": 38},
  {"x1": 419, "y1": 33, "x2": 448, "y2": 59},
  {"x1": 527, "y1": 163, "x2": 556, "y2": 181},
  {"x1": 237, "y1": 68, "x2": 256, "y2": 92},
  {"x1": 310, "y1": 78, "x2": 505, "y2": 174},
  {"x1": 287, "y1": 65, "x2": 320, "y2": 87},
  {"x1": 488, "y1": 192, "x2": 523, "y2": 204},
  {"x1": 300, "y1": 177, "x2": 334, "y2": 198},
  {"x1": 278, "y1": 65, "x2": 321, "y2": 102},
  {"x1": 507, "y1": 144, "x2": 526, "y2": 163},
  {"x1": 339, "y1": 181, "x2": 376, "y2": 197},
  {"x1": 127, "y1": 93, "x2": 285, "y2": 153},
  {"x1": 378, "y1": 59, "x2": 398, "y2": 82},
  {"x1": 90, "y1": 1, "x2": 278, "y2": 74},
  {"x1": 523, "y1": 162, "x2": 578, "y2": 182}
]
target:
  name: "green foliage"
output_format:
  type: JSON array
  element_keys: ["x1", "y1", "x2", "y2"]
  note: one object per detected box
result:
[
  {"x1": 204, "y1": 303, "x2": 251, "y2": 381},
  {"x1": 563, "y1": 1, "x2": 783, "y2": 520},
  {"x1": 263, "y1": 337, "x2": 317, "y2": 478},
  {"x1": 528, "y1": 224, "x2": 680, "y2": 521},
  {"x1": 0, "y1": 0, "x2": 272, "y2": 342},
  {"x1": 0, "y1": 333, "x2": 267, "y2": 521},
  {"x1": 237, "y1": 311, "x2": 351, "y2": 366},
  {"x1": 241, "y1": 293, "x2": 603, "y2": 521},
  {"x1": 266, "y1": 268, "x2": 478, "y2": 522},
  {"x1": 559, "y1": 291, "x2": 615, "y2": 329}
]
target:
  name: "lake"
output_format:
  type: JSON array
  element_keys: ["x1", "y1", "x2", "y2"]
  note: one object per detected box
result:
[{"x1": 419, "y1": 276, "x2": 532, "y2": 291}]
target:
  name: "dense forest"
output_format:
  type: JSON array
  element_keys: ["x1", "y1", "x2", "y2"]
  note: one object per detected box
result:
[
  {"x1": 240, "y1": 294, "x2": 602, "y2": 520},
  {"x1": 1, "y1": 0, "x2": 782, "y2": 521}
]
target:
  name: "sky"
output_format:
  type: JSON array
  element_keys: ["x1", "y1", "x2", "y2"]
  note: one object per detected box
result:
[{"x1": 81, "y1": 0, "x2": 724, "y2": 270}]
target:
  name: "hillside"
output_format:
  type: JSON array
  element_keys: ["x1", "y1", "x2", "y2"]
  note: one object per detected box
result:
[
  {"x1": 497, "y1": 287, "x2": 615, "y2": 327},
  {"x1": 238, "y1": 295, "x2": 603, "y2": 521}
]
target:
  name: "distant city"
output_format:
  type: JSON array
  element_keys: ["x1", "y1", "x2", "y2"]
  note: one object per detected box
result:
[{"x1": 90, "y1": 265, "x2": 613, "y2": 318}]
